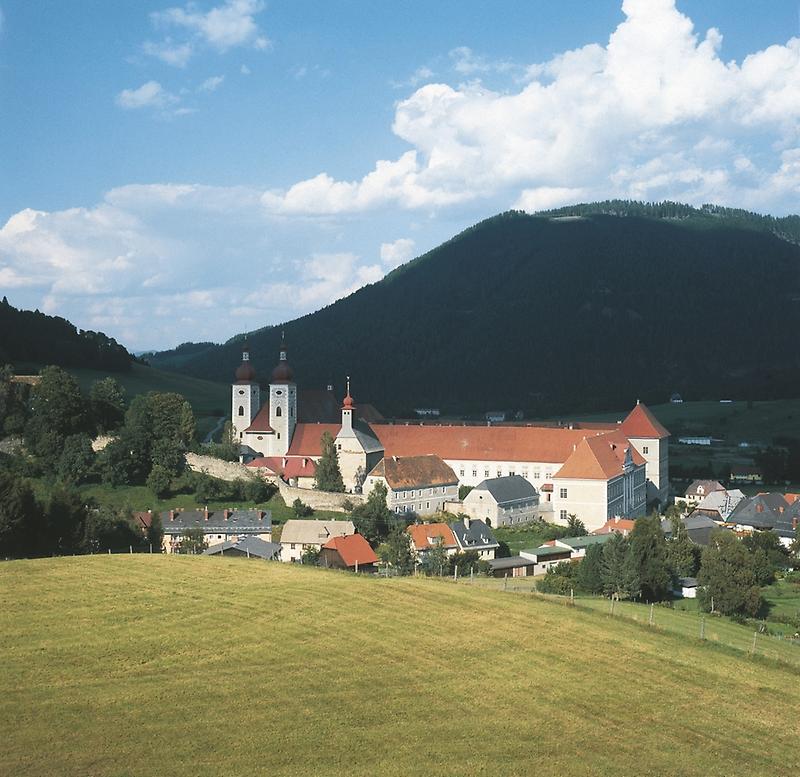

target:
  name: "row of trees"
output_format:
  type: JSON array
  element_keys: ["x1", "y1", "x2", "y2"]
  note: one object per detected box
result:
[
  {"x1": 0, "y1": 470, "x2": 163, "y2": 557},
  {"x1": 537, "y1": 513, "x2": 793, "y2": 617}
]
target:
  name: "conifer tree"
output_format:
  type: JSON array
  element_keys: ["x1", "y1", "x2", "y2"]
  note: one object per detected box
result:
[
  {"x1": 627, "y1": 513, "x2": 672, "y2": 601},
  {"x1": 576, "y1": 543, "x2": 604, "y2": 593},
  {"x1": 314, "y1": 431, "x2": 345, "y2": 492}
]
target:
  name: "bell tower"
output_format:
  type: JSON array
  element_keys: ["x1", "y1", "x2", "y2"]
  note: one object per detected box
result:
[
  {"x1": 268, "y1": 335, "x2": 297, "y2": 455},
  {"x1": 232, "y1": 342, "x2": 260, "y2": 440}
]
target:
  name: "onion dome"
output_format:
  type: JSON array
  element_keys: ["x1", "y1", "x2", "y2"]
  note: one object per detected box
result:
[
  {"x1": 270, "y1": 336, "x2": 294, "y2": 383},
  {"x1": 342, "y1": 376, "x2": 355, "y2": 409},
  {"x1": 235, "y1": 343, "x2": 256, "y2": 382}
]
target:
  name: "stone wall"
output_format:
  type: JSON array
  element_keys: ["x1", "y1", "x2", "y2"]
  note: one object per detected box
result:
[
  {"x1": 185, "y1": 453, "x2": 257, "y2": 482},
  {"x1": 277, "y1": 481, "x2": 366, "y2": 513}
]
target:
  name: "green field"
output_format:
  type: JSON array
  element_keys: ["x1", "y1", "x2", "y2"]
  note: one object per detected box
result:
[{"x1": 2, "y1": 557, "x2": 799, "y2": 776}]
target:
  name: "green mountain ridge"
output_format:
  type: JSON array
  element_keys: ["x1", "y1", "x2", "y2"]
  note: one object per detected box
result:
[{"x1": 146, "y1": 203, "x2": 800, "y2": 416}]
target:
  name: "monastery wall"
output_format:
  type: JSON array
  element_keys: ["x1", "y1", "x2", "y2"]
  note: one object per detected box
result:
[{"x1": 277, "y1": 480, "x2": 367, "y2": 513}]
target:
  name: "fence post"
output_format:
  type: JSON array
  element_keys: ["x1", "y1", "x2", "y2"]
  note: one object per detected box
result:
[
  {"x1": 246, "y1": 548, "x2": 250, "y2": 559},
  {"x1": 610, "y1": 598, "x2": 615, "y2": 616},
  {"x1": 454, "y1": 566, "x2": 458, "y2": 582},
  {"x1": 570, "y1": 588, "x2": 574, "y2": 606},
  {"x1": 470, "y1": 567, "x2": 474, "y2": 582},
  {"x1": 129, "y1": 545, "x2": 133, "y2": 555},
  {"x1": 503, "y1": 575, "x2": 508, "y2": 591},
  {"x1": 751, "y1": 631, "x2": 757, "y2": 656},
  {"x1": 700, "y1": 616, "x2": 705, "y2": 640},
  {"x1": 649, "y1": 603, "x2": 654, "y2": 627},
  {"x1": 149, "y1": 543, "x2": 153, "y2": 554},
  {"x1": 108, "y1": 548, "x2": 111, "y2": 555}
]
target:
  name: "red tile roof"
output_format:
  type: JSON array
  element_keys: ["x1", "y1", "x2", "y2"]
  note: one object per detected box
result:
[
  {"x1": 368, "y1": 455, "x2": 458, "y2": 489},
  {"x1": 555, "y1": 431, "x2": 646, "y2": 480},
  {"x1": 244, "y1": 403, "x2": 273, "y2": 433},
  {"x1": 593, "y1": 517, "x2": 637, "y2": 535},
  {"x1": 286, "y1": 423, "x2": 342, "y2": 456},
  {"x1": 246, "y1": 456, "x2": 317, "y2": 479},
  {"x1": 620, "y1": 402, "x2": 670, "y2": 440},
  {"x1": 406, "y1": 523, "x2": 457, "y2": 551},
  {"x1": 322, "y1": 533, "x2": 378, "y2": 567},
  {"x1": 373, "y1": 424, "x2": 614, "y2": 463}
]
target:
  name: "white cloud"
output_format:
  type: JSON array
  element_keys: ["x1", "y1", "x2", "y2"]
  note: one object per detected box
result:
[
  {"x1": 198, "y1": 75, "x2": 225, "y2": 92},
  {"x1": 262, "y1": 0, "x2": 800, "y2": 216},
  {"x1": 116, "y1": 80, "x2": 179, "y2": 110},
  {"x1": 142, "y1": 38, "x2": 193, "y2": 68},
  {"x1": 148, "y1": 0, "x2": 268, "y2": 66},
  {"x1": 380, "y1": 238, "x2": 416, "y2": 270},
  {"x1": 240, "y1": 64, "x2": 251, "y2": 75}
]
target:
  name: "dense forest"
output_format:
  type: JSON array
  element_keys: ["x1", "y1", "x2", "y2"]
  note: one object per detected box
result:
[
  {"x1": 0, "y1": 298, "x2": 132, "y2": 372},
  {"x1": 145, "y1": 205, "x2": 800, "y2": 416}
]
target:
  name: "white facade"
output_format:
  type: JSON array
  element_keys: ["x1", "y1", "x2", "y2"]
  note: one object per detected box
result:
[
  {"x1": 267, "y1": 381, "x2": 296, "y2": 456},
  {"x1": 627, "y1": 436, "x2": 669, "y2": 505}
]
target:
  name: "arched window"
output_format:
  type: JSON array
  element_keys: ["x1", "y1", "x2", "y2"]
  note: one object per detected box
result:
[
  {"x1": 238, "y1": 406, "x2": 244, "y2": 416},
  {"x1": 276, "y1": 406, "x2": 282, "y2": 417}
]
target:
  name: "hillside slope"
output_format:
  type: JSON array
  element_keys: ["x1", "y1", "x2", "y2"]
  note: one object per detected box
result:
[
  {"x1": 0, "y1": 297, "x2": 132, "y2": 372},
  {"x1": 148, "y1": 209, "x2": 800, "y2": 415},
  {"x1": 1, "y1": 556, "x2": 798, "y2": 777}
]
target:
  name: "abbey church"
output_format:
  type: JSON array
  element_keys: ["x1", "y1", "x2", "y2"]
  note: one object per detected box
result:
[{"x1": 232, "y1": 342, "x2": 670, "y2": 530}]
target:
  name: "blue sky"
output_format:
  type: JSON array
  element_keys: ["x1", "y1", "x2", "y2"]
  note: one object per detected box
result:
[{"x1": 1, "y1": 0, "x2": 799, "y2": 350}]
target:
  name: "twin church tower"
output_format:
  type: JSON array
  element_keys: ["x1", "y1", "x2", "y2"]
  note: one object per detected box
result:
[{"x1": 231, "y1": 339, "x2": 297, "y2": 457}]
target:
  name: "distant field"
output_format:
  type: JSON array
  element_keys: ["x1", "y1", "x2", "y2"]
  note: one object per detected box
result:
[
  {"x1": 2, "y1": 557, "x2": 799, "y2": 776},
  {"x1": 67, "y1": 362, "x2": 228, "y2": 417},
  {"x1": 569, "y1": 398, "x2": 800, "y2": 444}
]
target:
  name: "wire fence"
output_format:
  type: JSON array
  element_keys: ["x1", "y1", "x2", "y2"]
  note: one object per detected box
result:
[{"x1": 459, "y1": 575, "x2": 800, "y2": 670}]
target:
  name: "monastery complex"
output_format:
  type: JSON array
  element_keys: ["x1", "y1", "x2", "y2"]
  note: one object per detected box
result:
[{"x1": 232, "y1": 341, "x2": 670, "y2": 532}]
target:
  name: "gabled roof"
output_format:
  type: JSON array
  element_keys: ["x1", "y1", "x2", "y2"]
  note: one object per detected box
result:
[
  {"x1": 620, "y1": 402, "x2": 670, "y2": 440},
  {"x1": 406, "y1": 523, "x2": 457, "y2": 551},
  {"x1": 160, "y1": 509, "x2": 272, "y2": 534},
  {"x1": 369, "y1": 455, "x2": 458, "y2": 490},
  {"x1": 592, "y1": 517, "x2": 636, "y2": 535},
  {"x1": 694, "y1": 489, "x2": 746, "y2": 520},
  {"x1": 337, "y1": 419, "x2": 384, "y2": 454},
  {"x1": 204, "y1": 536, "x2": 281, "y2": 559},
  {"x1": 470, "y1": 475, "x2": 538, "y2": 504},
  {"x1": 685, "y1": 479, "x2": 725, "y2": 497},
  {"x1": 556, "y1": 533, "x2": 613, "y2": 550},
  {"x1": 322, "y1": 533, "x2": 378, "y2": 567},
  {"x1": 246, "y1": 456, "x2": 317, "y2": 479},
  {"x1": 663, "y1": 514, "x2": 726, "y2": 546},
  {"x1": 372, "y1": 423, "x2": 612, "y2": 464},
  {"x1": 450, "y1": 519, "x2": 499, "y2": 550},
  {"x1": 244, "y1": 403, "x2": 273, "y2": 433},
  {"x1": 727, "y1": 495, "x2": 784, "y2": 529},
  {"x1": 554, "y1": 431, "x2": 645, "y2": 480},
  {"x1": 280, "y1": 519, "x2": 354, "y2": 545},
  {"x1": 286, "y1": 423, "x2": 342, "y2": 456}
]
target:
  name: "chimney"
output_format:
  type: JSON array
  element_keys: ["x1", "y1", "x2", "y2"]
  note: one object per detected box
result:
[
  {"x1": 392, "y1": 455, "x2": 398, "y2": 462},
  {"x1": 204, "y1": 508, "x2": 210, "y2": 521},
  {"x1": 169, "y1": 510, "x2": 176, "y2": 521},
  {"x1": 756, "y1": 503, "x2": 763, "y2": 513},
  {"x1": 463, "y1": 515, "x2": 470, "y2": 529},
  {"x1": 224, "y1": 509, "x2": 230, "y2": 520}
]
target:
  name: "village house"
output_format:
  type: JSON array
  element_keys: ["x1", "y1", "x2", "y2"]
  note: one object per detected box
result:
[
  {"x1": 518, "y1": 544, "x2": 574, "y2": 575},
  {"x1": 406, "y1": 523, "x2": 459, "y2": 560},
  {"x1": 592, "y1": 517, "x2": 637, "y2": 536},
  {"x1": 362, "y1": 454, "x2": 459, "y2": 516},
  {"x1": 683, "y1": 479, "x2": 725, "y2": 507},
  {"x1": 449, "y1": 516, "x2": 500, "y2": 560},
  {"x1": 160, "y1": 509, "x2": 272, "y2": 554},
  {"x1": 230, "y1": 345, "x2": 670, "y2": 527},
  {"x1": 319, "y1": 533, "x2": 378, "y2": 573},
  {"x1": 488, "y1": 555, "x2": 539, "y2": 578},
  {"x1": 662, "y1": 513, "x2": 725, "y2": 546},
  {"x1": 279, "y1": 519, "x2": 355, "y2": 563},
  {"x1": 730, "y1": 463, "x2": 762, "y2": 485},
  {"x1": 460, "y1": 475, "x2": 539, "y2": 526},
  {"x1": 691, "y1": 488, "x2": 746, "y2": 522},
  {"x1": 203, "y1": 536, "x2": 281, "y2": 560},
  {"x1": 543, "y1": 533, "x2": 613, "y2": 559}
]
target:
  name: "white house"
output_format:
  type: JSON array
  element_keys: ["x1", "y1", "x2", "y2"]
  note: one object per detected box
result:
[
  {"x1": 363, "y1": 454, "x2": 459, "y2": 516},
  {"x1": 279, "y1": 519, "x2": 355, "y2": 563},
  {"x1": 460, "y1": 475, "x2": 539, "y2": 527}
]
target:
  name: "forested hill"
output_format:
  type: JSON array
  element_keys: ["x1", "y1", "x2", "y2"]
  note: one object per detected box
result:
[
  {"x1": 0, "y1": 298, "x2": 132, "y2": 372},
  {"x1": 147, "y1": 208, "x2": 800, "y2": 416}
]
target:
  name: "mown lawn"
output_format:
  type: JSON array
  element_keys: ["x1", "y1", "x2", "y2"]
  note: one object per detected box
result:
[{"x1": 1, "y1": 557, "x2": 799, "y2": 777}]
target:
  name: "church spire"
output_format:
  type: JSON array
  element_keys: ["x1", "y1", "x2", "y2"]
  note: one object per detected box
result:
[
  {"x1": 234, "y1": 338, "x2": 256, "y2": 382},
  {"x1": 271, "y1": 332, "x2": 294, "y2": 384}
]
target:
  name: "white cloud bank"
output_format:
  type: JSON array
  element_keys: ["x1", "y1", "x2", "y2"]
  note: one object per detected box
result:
[
  {"x1": 263, "y1": 0, "x2": 800, "y2": 215},
  {"x1": 4, "y1": 0, "x2": 800, "y2": 349}
]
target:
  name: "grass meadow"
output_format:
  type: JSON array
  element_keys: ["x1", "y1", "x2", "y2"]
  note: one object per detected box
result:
[{"x1": 2, "y1": 556, "x2": 799, "y2": 777}]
